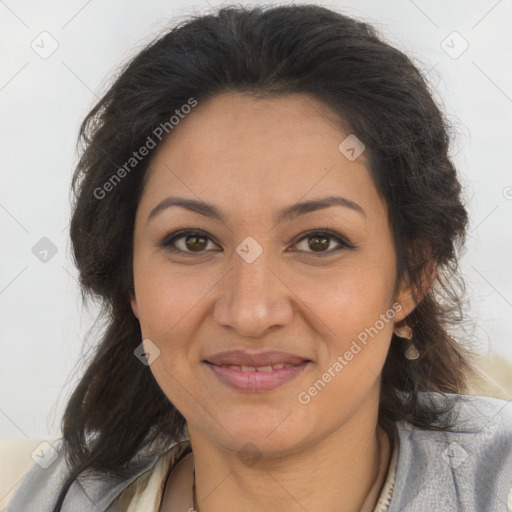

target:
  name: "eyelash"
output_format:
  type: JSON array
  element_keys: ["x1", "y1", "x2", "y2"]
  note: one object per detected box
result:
[{"x1": 159, "y1": 229, "x2": 355, "y2": 257}]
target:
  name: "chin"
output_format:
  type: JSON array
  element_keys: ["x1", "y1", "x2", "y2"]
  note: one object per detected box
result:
[
  {"x1": 221, "y1": 432, "x2": 306, "y2": 460},
  {"x1": 209, "y1": 409, "x2": 314, "y2": 457}
]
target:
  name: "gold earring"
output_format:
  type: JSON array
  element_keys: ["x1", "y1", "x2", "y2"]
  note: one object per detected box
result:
[{"x1": 393, "y1": 323, "x2": 420, "y2": 360}]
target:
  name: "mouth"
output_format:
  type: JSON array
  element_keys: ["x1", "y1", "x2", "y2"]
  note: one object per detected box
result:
[
  {"x1": 207, "y1": 361, "x2": 305, "y2": 372},
  {"x1": 203, "y1": 350, "x2": 312, "y2": 392},
  {"x1": 204, "y1": 349, "x2": 310, "y2": 368}
]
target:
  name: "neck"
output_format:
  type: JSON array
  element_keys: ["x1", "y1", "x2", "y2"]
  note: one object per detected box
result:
[{"x1": 188, "y1": 414, "x2": 392, "y2": 512}]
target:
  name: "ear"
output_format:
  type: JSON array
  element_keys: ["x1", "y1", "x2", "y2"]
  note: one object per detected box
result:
[
  {"x1": 130, "y1": 292, "x2": 140, "y2": 320},
  {"x1": 393, "y1": 261, "x2": 437, "y2": 323}
]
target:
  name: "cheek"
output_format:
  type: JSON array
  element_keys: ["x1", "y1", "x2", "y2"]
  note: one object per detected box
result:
[
  {"x1": 132, "y1": 253, "x2": 216, "y2": 340},
  {"x1": 295, "y1": 259, "x2": 396, "y2": 341},
  {"x1": 293, "y1": 259, "x2": 396, "y2": 399},
  {"x1": 133, "y1": 271, "x2": 203, "y2": 417},
  {"x1": 293, "y1": 272, "x2": 396, "y2": 426},
  {"x1": 331, "y1": 269, "x2": 395, "y2": 343},
  {"x1": 131, "y1": 256, "x2": 217, "y2": 407}
]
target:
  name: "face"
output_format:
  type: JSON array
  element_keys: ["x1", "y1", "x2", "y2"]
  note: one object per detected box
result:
[{"x1": 130, "y1": 92, "x2": 415, "y2": 457}]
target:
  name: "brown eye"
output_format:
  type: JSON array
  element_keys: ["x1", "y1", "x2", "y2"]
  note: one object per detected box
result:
[
  {"x1": 160, "y1": 230, "x2": 218, "y2": 254},
  {"x1": 185, "y1": 234, "x2": 208, "y2": 251},
  {"x1": 293, "y1": 230, "x2": 353, "y2": 255},
  {"x1": 308, "y1": 235, "x2": 330, "y2": 252}
]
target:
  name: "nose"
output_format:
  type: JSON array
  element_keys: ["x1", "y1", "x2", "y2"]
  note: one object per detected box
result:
[{"x1": 212, "y1": 248, "x2": 294, "y2": 338}]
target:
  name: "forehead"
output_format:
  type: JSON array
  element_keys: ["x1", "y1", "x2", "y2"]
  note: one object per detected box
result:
[{"x1": 140, "y1": 92, "x2": 384, "y2": 221}]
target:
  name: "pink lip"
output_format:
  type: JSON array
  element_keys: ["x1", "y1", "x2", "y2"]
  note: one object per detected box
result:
[
  {"x1": 205, "y1": 349, "x2": 309, "y2": 367},
  {"x1": 205, "y1": 360, "x2": 311, "y2": 392}
]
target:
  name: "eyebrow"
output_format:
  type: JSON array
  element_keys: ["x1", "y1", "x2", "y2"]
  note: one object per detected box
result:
[{"x1": 147, "y1": 195, "x2": 365, "y2": 225}]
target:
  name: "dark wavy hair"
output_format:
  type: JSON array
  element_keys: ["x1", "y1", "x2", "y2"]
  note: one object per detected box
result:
[{"x1": 51, "y1": 3, "x2": 480, "y2": 510}]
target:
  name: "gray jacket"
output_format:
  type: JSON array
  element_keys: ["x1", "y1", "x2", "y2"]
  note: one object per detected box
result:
[{"x1": 7, "y1": 392, "x2": 512, "y2": 511}]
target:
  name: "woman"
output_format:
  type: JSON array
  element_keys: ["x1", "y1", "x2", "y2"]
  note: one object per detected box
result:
[{"x1": 6, "y1": 4, "x2": 512, "y2": 512}]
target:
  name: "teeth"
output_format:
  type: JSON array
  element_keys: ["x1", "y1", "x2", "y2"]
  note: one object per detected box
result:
[{"x1": 221, "y1": 362, "x2": 299, "y2": 372}]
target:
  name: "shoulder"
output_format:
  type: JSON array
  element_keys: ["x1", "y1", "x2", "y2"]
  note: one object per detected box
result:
[
  {"x1": 410, "y1": 391, "x2": 512, "y2": 438},
  {"x1": 388, "y1": 392, "x2": 512, "y2": 512},
  {"x1": 4, "y1": 437, "x2": 187, "y2": 512},
  {"x1": 403, "y1": 392, "x2": 512, "y2": 469}
]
